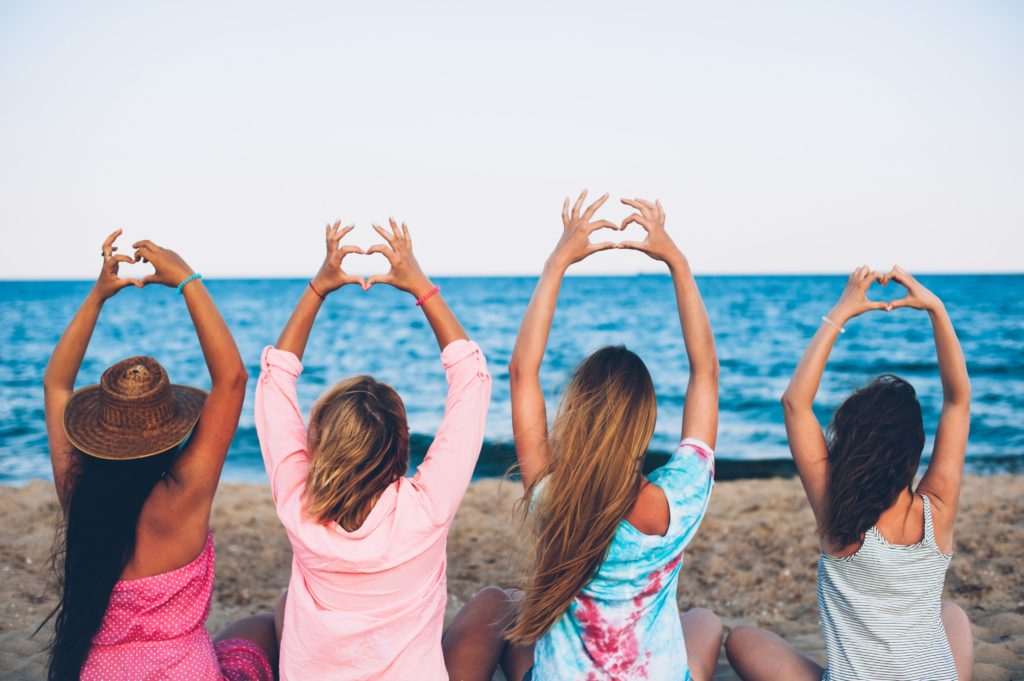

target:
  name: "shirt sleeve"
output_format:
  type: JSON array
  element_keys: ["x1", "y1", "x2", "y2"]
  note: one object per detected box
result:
[
  {"x1": 254, "y1": 345, "x2": 311, "y2": 531},
  {"x1": 411, "y1": 339, "x2": 492, "y2": 525},
  {"x1": 650, "y1": 437, "x2": 715, "y2": 548}
]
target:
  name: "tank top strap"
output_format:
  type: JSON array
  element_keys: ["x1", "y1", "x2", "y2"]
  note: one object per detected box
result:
[{"x1": 920, "y1": 493, "x2": 937, "y2": 546}]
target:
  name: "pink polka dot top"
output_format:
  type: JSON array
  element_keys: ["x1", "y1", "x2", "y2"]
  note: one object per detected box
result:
[{"x1": 80, "y1": 532, "x2": 227, "y2": 680}]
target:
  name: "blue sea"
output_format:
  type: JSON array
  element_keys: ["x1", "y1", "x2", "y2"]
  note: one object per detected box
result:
[{"x1": 1, "y1": 275, "x2": 1021, "y2": 484}]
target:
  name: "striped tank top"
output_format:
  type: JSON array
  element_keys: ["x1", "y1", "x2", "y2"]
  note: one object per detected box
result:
[{"x1": 817, "y1": 494, "x2": 957, "y2": 681}]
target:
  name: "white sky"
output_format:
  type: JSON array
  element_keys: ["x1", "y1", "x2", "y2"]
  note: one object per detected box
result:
[{"x1": 1, "y1": 1, "x2": 1022, "y2": 278}]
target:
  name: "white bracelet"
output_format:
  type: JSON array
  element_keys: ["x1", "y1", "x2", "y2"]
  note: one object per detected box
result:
[{"x1": 821, "y1": 315, "x2": 846, "y2": 334}]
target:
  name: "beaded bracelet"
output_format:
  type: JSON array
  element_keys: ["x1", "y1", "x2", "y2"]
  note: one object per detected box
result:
[
  {"x1": 821, "y1": 315, "x2": 846, "y2": 334},
  {"x1": 176, "y1": 273, "x2": 202, "y2": 295},
  {"x1": 415, "y1": 285, "x2": 441, "y2": 307}
]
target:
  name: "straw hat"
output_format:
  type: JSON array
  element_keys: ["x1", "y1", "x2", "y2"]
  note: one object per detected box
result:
[{"x1": 63, "y1": 356, "x2": 208, "y2": 460}]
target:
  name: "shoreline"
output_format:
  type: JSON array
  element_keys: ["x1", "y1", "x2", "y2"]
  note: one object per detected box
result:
[{"x1": 0, "y1": 475, "x2": 1021, "y2": 680}]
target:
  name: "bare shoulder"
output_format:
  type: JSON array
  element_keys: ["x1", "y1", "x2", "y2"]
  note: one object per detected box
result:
[
  {"x1": 625, "y1": 480, "x2": 670, "y2": 537},
  {"x1": 123, "y1": 480, "x2": 212, "y2": 579}
]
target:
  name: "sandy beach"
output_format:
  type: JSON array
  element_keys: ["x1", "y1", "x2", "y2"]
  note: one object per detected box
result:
[{"x1": 0, "y1": 474, "x2": 1020, "y2": 680}]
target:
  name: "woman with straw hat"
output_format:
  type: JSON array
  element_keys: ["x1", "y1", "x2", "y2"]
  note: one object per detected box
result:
[{"x1": 42, "y1": 230, "x2": 275, "y2": 681}]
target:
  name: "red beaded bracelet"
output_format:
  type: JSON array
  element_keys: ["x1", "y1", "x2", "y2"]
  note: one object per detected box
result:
[
  {"x1": 415, "y1": 285, "x2": 441, "y2": 307},
  {"x1": 308, "y1": 280, "x2": 326, "y2": 301}
]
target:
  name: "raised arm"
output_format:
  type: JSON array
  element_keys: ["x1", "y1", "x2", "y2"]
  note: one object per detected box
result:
[
  {"x1": 619, "y1": 198, "x2": 719, "y2": 448},
  {"x1": 276, "y1": 221, "x2": 366, "y2": 359},
  {"x1": 366, "y1": 218, "x2": 467, "y2": 349},
  {"x1": 888, "y1": 266, "x2": 970, "y2": 515},
  {"x1": 781, "y1": 267, "x2": 887, "y2": 524},
  {"x1": 44, "y1": 230, "x2": 139, "y2": 509},
  {"x1": 367, "y1": 219, "x2": 489, "y2": 517},
  {"x1": 509, "y1": 190, "x2": 617, "y2": 488},
  {"x1": 130, "y1": 241, "x2": 247, "y2": 520}
]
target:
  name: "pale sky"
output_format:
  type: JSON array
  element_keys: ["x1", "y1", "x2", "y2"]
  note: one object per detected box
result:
[{"x1": 1, "y1": 1, "x2": 1022, "y2": 278}]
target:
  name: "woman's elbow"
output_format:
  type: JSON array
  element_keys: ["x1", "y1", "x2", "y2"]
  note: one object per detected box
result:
[
  {"x1": 216, "y1": 365, "x2": 249, "y2": 392},
  {"x1": 780, "y1": 391, "x2": 804, "y2": 414},
  {"x1": 507, "y1": 359, "x2": 537, "y2": 384}
]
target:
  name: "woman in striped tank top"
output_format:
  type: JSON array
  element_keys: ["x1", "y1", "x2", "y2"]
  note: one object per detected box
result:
[{"x1": 725, "y1": 266, "x2": 974, "y2": 681}]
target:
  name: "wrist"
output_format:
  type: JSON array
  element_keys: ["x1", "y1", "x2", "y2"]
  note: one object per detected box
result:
[
  {"x1": 543, "y1": 255, "x2": 570, "y2": 276},
  {"x1": 410, "y1": 278, "x2": 436, "y2": 300},
  {"x1": 86, "y1": 287, "x2": 109, "y2": 305},
  {"x1": 828, "y1": 305, "x2": 853, "y2": 324},
  {"x1": 665, "y1": 250, "x2": 689, "y2": 273},
  {"x1": 310, "y1": 274, "x2": 338, "y2": 294}
]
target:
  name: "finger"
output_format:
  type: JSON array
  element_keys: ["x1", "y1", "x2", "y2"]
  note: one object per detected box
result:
[
  {"x1": 339, "y1": 245, "x2": 364, "y2": 257},
  {"x1": 655, "y1": 199, "x2": 665, "y2": 221},
  {"x1": 587, "y1": 241, "x2": 616, "y2": 254},
  {"x1": 339, "y1": 223, "x2": 356, "y2": 239},
  {"x1": 620, "y1": 198, "x2": 646, "y2": 211},
  {"x1": 562, "y1": 197, "x2": 570, "y2": 227},
  {"x1": 887, "y1": 265, "x2": 911, "y2": 286},
  {"x1": 102, "y1": 229, "x2": 123, "y2": 253},
  {"x1": 372, "y1": 224, "x2": 398, "y2": 247},
  {"x1": 388, "y1": 217, "x2": 402, "y2": 241},
  {"x1": 346, "y1": 275, "x2": 368, "y2": 289},
  {"x1": 586, "y1": 219, "x2": 618, "y2": 234},
  {"x1": 581, "y1": 193, "x2": 609, "y2": 222},
  {"x1": 133, "y1": 247, "x2": 153, "y2": 263},
  {"x1": 571, "y1": 189, "x2": 588, "y2": 221},
  {"x1": 111, "y1": 254, "x2": 135, "y2": 265},
  {"x1": 366, "y1": 273, "x2": 393, "y2": 287},
  {"x1": 401, "y1": 222, "x2": 411, "y2": 244},
  {"x1": 888, "y1": 297, "x2": 911, "y2": 310},
  {"x1": 620, "y1": 213, "x2": 651, "y2": 231},
  {"x1": 867, "y1": 300, "x2": 889, "y2": 311},
  {"x1": 616, "y1": 240, "x2": 651, "y2": 252},
  {"x1": 366, "y1": 244, "x2": 397, "y2": 264},
  {"x1": 139, "y1": 274, "x2": 160, "y2": 286},
  {"x1": 116, "y1": 278, "x2": 138, "y2": 290},
  {"x1": 131, "y1": 240, "x2": 156, "y2": 250},
  {"x1": 868, "y1": 270, "x2": 884, "y2": 284},
  {"x1": 633, "y1": 197, "x2": 657, "y2": 212}
]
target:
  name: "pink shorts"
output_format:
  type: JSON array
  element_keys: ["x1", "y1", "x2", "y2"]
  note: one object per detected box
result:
[{"x1": 214, "y1": 638, "x2": 274, "y2": 681}]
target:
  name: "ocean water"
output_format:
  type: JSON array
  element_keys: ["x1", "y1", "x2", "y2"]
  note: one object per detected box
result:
[{"x1": 1, "y1": 275, "x2": 1021, "y2": 483}]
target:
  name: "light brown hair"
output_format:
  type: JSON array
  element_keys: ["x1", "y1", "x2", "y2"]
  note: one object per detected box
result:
[
  {"x1": 304, "y1": 375, "x2": 409, "y2": 532},
  {"x1": 507, "y1": 345, "x2": 658, "y2": 644}
]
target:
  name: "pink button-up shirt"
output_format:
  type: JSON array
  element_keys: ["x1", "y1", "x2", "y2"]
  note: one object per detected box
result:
[{"x1": 254, "y1": 340, "x2": 491, "y2": 681}]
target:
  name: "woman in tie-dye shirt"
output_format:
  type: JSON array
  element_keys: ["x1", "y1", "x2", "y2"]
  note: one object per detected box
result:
[{"x1": 442, "y1": 192, "x2": 723, "y2": 681}]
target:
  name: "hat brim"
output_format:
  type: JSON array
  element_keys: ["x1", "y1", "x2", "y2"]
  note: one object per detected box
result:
[{"x1": 63, "y1": 384, "x2": 208, "y2": 460}]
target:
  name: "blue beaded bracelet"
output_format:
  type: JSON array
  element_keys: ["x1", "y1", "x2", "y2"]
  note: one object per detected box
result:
[{"x1": 176, "y1": 272, "x2": 202, "y2": 294}]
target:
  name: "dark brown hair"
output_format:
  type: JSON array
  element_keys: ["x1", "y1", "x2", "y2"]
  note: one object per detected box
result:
[
  {"x1": 46, "y1": 447, "x2": 179, "y2": 680},
  {"x1": 823, "y1": 374, "x2": 925, "y2": 547}
]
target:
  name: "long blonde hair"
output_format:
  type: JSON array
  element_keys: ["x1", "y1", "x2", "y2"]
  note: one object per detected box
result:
[
  {"x1": 507, "y1": 345, "x2": 658, "y2": 644},
  {"x1": 304, "y1": 375, "x2": 409, "y2": 532}
]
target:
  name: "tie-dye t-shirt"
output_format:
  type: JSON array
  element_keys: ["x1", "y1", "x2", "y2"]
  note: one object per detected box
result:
[{"x1": 531, "y1": 438, "x2": 715, "y2": 681}]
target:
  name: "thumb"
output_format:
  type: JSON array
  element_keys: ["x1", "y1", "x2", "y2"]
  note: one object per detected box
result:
[
  {"x1": 139, "y1": 274, "x2": 160, "y2": 287},
  {"x1": 366, "y1": 274, "x2": 391, "y2": 288},
  {"x1": 616, "y1": 241, "x2": 650, "y2": 252}
]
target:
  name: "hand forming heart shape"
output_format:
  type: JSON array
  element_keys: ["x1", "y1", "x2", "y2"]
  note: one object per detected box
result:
[{"x1": 311, "y1": 219, "x2": 434, "y2": 297}]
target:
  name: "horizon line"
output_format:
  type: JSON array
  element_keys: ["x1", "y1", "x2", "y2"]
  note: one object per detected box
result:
[{"x1": 1, "y1": 270, "x2": 1022, "y2": 283}]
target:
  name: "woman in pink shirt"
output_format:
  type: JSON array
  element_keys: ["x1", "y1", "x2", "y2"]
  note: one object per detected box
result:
[{"x1": 255, "y1": 220, "x2": 492, "y2": 680}]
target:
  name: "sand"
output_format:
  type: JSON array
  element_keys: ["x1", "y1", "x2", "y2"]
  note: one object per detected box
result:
[{"x1": 0, "y1": 474, "x2": 1020, "y2": 680}]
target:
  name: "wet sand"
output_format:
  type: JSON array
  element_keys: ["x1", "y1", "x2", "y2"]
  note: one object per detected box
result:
[{"x1": 1, "y1": 474, "x2": 1020, "y2": 680}]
